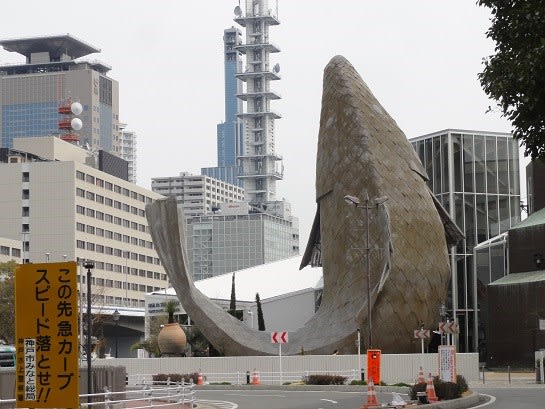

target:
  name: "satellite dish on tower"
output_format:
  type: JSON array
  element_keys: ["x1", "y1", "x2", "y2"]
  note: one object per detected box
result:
[
  {"x1": 71, "y1": 102, "x2": 83, "y2": 116},
  {"x1": 273, "y1": 63, "x2": 280, "y2": 73},
  {"x1": 234, "y1": 5, "x2": 242, "y2": 17}
]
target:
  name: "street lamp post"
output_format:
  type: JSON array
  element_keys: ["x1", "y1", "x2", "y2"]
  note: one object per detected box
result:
[
  {"x1": 344, "y1": 193, "x2": 388, "y2": 350},
  {"x1": 113, "y1": 309, "x2": 120, "y2": 358},
  {"x1": 83, "y1": 260, "x2": 94, "y2": 402}
]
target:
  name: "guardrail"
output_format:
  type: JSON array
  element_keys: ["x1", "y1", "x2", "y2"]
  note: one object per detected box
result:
[
  {"x1": 0, "y1": 381, "x2": 195, "y2": 409},
  {"x1": 128, "y1": 369, "x2": 363, "y2": 386}
]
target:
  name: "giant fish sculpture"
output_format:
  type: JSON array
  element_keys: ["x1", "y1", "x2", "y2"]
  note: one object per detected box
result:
[{"x1": 146, "y1": 55, "x2": 462, "y2": 355}]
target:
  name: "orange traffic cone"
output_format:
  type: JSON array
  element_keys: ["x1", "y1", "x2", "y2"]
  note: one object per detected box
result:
[
  {"x1": 426, "y1": 373, "x2": 438, "y2": 402},
  {"x1": 361, "y1": 378, "x2": 381, "y2": 409},
  {"x1": 416, "y1": 366, "x2": 426, "y2": 384},
  {"x1": 251, "y1": 369, "x2": 260, "y2": 385},
  {"x1": 197, "y1": 372, "x2": 204, "y2": 385}
]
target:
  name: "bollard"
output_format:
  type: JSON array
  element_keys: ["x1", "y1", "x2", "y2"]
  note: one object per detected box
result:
[
  {"x1": 361, "y1": 368, "x2": 365, "y2": 382},
  {"x1": 246, "y1": 370, "x2": 251, "y2": 384},
  {"x1": 508, "y1": 365, "x2": 511, "y2": 384}
]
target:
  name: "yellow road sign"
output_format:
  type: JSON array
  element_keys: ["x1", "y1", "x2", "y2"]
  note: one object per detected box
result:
[{"x1": 15, "y1": 262, "x2": 79, "y2": 408}]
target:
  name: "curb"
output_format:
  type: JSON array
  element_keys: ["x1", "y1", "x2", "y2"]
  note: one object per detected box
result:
[{"x1": 411, "y1": 391, "x2": 483, "y2": 409}]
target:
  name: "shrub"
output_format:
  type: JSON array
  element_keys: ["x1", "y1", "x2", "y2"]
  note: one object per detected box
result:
[
  {"x1": 304, "y1": 374, "x2": 347, "y2": 385},
  {"x1": 350, "y1": 380, "x2": 367, "y2": 385},
  {"x1": 410, "y1": 376, "x2": 466, "y2": 401},
  {"x1": 152, "y1": 373, "x2": 199, "y2": 384}
]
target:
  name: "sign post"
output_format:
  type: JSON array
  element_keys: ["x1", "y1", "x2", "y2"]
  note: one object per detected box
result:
[
  {"x1": 414, "y1": 327, "x2": 431, "y2": 368},
  {"x1": 15, "y1": 262, "x2": 79, "y2": 408},
  {"x1": 438, "y1": 345, "x2": 457, "y2": 382},
  {"x1": 271, "y1": 331, "x2": 288, "y2": 384}
]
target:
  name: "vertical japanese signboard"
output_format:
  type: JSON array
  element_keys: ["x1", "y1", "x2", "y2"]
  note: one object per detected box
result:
[
  {"x1": 366, "y1": 349, "x2": 381, "y2": 385},
  {"x1": 438, "y1": 345, "x2": 457, "y2": 383},
  {"x1": 15, "y1": 262, "x2": 79, "y2": 408}
]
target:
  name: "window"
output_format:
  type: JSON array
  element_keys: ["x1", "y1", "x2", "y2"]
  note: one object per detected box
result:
[
  {"x1": 22, "y1": 189, "x2": 29, "y2": 200},
  {"x1": 76, "y1": 205, "x2": 85, "y2": 215},
  {"x1": 114, "y1": 217, "x2": 122, "y2": 225},
  {"x1": 86, "y1": 225, "x2": 95, "y2": 234},
  {"x1": 131, "y1": 237, "x2": 138, "y2": 245},
  {"x1": 114, "y1": 185, "x2": 121, "y2": 194},
  {"x1": 105, "y1": 230, "x2": 113, "y2": 239},
  {"x1": 86, "y1": 174, "x2": 95, "y2": 184},
  {"x1": 96, "y1": 211, "x2": 104, "y2": 220},
  {"x1": 105, "y1": 198, "x2": 113, "y2": 207},
  {"x1": 105, "y1": 214, "x2": 113, "y2": 223},
  {"x1": 96, "y1": 195, "x2": 104, "y2": 204},
  {"x1": 96, "y1": 245, "x2": 104, "y2": 253},
  {"x1": 123, "y1": 203, "x2": 130, "y2": 212},
  {"x1": 22, "y1": 207, "x2": 29, "y2": 217},
  {"x1": 22, "y1": 172, "x2": 30, "y2": 182},
  {"x1": 11, "y1": 248, "x2": 21, "y2": 258},
  {"x1": 131, "y1": 222, "x2": 138, "y2": 230},
  {"x1": 114, "y1": 232, "x2": 122, "y2": 241},
  {"x1": 76, "y1": 171, "x2": 85, "y2": 181},
  {"x1": 105, "y1": 182, "x2": 113, "y2": 191},
  {"x1": 76, "y1": 188, "x2": 85, "y2": 198},
  {"x1": 122, "y1": 188, "x2": 129, "y2": 197},
  {"x1": 114, "y1": 201, "x2": 121, "y2": 210},
  {"x1": 123, "y1": 219, "x2": 130, "y2": 228},
  {"x1": 0, "y1": 246, "x2": 9, "y2": 256},
  {"x1": 96, "y1": 178, "x2": 104, "y2": 188},
  {"x1": 86, "y1": 242, "x2": 95, "y2": 251},
  {"x1": 77, "y1": 240, "x2": 85, "y2": 249},
  {"x1": 86, "y1": 191, "x2": 95, "y2": 201},
  {"x1": 96, "y1": 228, "x2": 104, "y2": 237},
  {"x1": 86, "y1": 208, "x2": 95, "y2": 218}
]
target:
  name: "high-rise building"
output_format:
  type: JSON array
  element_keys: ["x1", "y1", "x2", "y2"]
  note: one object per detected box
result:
[
  {"x1": 187, "y1": 201, "x2": 299, "y2": 280},
  {"x1": 151, "y1": 172, "x2": 245, "y2": 218},
  {"x1": 234, "y1": 0, "x2": 283, "y2": 205},
  {"x1": 410, "y1": 129, "x2": 521, "y2": 352},
  {"x1": 202, "y1": 27, "x2": 244, "y2": 187},
  {"x1": 0, "y1": 34, "x2": 120, "y2": 154},
  {"x1": 119, "y1": 123, "x2": 137, "y2": 184},
  {"x1": 0, "y1": 137, "x2": 167, "y2": 311}
]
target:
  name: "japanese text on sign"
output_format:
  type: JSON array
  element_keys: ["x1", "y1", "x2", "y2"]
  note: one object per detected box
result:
[{"x1": 16, "y1": 262, "x2": 79, "y2": 408}]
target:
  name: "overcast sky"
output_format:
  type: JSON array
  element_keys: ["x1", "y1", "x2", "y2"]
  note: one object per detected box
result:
[{"x1": 1, "y1": 1, "x2": 522, "y2": 242}]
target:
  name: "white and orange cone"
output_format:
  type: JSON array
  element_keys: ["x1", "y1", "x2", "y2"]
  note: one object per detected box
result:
[
  {"x1": 251, "y1": 369, "x2": 260, "y2": 385},
  {"x1": 361, "y1": 378, "x2": 381, "y2": 409},
  {"x1": 416, "y1": 366, "x2": 426, "y2": 384},
  {"x1": 426, "y1": 373, "x2": 439, "y2": 402}
]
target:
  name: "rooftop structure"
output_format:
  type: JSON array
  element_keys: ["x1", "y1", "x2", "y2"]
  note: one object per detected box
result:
[{"x1": 0, "y1": 34, "x2": 119, "y2": 155}]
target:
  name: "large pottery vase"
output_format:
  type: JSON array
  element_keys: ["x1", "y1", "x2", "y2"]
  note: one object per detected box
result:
[{"x1": 157, "y1": 323, "x2": 187, "y2": 357}]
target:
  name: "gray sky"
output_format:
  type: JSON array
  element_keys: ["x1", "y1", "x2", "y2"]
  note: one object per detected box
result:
[{"x1": 0, "y1": 1, "x2": 520, "y2": 242}]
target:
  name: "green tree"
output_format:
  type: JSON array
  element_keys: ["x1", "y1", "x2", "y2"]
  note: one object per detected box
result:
[
  {"x1": 0, "y1": 261, "x2": 16, "y2": 344},
  {"x1": 229, "y1": 273, "x2": 236, "y2": 317},
  {"x1": 256, "y1": 292, "x2": 265, "y2": 331},
  {"x1": 478, "y1": 0, "x2": 545, "y2": 160}
]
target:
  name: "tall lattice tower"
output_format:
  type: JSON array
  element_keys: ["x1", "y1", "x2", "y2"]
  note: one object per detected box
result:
[{"x1": 234, "y1": 0, "x2": 283, "y2": 205}]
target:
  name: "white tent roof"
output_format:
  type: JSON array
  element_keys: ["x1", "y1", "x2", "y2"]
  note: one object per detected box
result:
[{"x1": 154, "y1": 256, "x2": 323, "y2": 302}]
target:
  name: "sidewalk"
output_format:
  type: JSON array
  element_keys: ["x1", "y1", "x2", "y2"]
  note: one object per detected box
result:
[{"x1": 470, "y1": 370, "x2": 541, "y2": 388}]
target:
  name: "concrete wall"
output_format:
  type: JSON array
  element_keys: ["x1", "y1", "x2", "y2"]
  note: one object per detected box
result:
[{"x1": 96, "y1": 353, "x2": 479, "y2": 385}]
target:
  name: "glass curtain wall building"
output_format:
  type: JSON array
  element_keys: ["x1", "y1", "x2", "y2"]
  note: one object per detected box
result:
[
  {"x1": 187, "y1": 212, "x2": 298, "y2": 280},
  {"x1": 410, "y1": 129, "x2": 520, "y2": 352},
  {"x1": 202, "y1": 27, "x2": 244, "y2": 187}
]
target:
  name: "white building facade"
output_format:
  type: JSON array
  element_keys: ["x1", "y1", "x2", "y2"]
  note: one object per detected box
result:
[
  {"x1": 0, "y1": 137, "x2": 167, "y2": 310},
  {"x1": 151, "y1": 173, "x2": 245, "y2": 218}
]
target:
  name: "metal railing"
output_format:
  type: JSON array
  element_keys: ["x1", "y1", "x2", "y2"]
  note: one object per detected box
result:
[
  {"x1": 127, "y1": 369, "x2": 362, "y2": 386},
  {"x1": 0, "y1": 380, "x2": 195, "y2": 409}
]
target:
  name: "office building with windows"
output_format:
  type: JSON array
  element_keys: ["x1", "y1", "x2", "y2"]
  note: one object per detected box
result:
[
  {"x1": 151, "y1": 172, "x2": 245, "y2": 218},
  {"x1": 187, "y1": 201, "x2": 299, "y2": 280},
  {"x1": 0, "y1": 34, "x2": 120, "y2": 154},
  {"x1": 0, "y1": 237, "x2": 21, "y2": 264},
  {"x1": 202, "y1": 27, "x2": 244, "y2": 187},
  {"x1": 410, "y1": 129, "x2": 521, "y2": 352},
  {"x1": 0, "y1": 137, "x2": 167, "y2": 312}
]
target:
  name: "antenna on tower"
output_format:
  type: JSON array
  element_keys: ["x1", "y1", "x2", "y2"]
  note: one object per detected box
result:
[
  {"x1": 234, "y1": 5, "x2": 242, "y2": 17},
  {"x1": 273, "y1": 63, "x2": 280, "y2": 74},
  {"x1": 276, "y1": 0, "x2": 279, "y2": 19}
]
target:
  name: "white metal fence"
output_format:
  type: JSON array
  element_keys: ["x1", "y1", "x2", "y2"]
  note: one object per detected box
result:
[{"x1": 0, "y1": 382, "x2": 195, "y2": 409}]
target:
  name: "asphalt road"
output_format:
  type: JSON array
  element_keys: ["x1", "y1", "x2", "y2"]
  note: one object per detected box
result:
[
  {"x1": 194, "y1": 389, "x2": 408, "y2": 409},
  {"x1": 469, "y1": 387, "x2": 545, "y2": 409}
]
